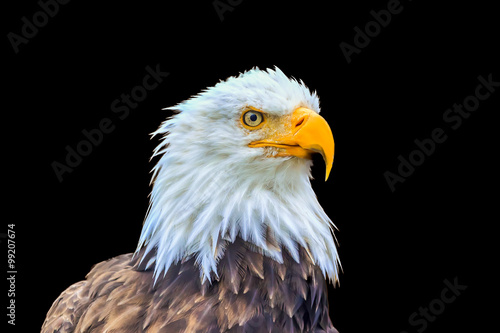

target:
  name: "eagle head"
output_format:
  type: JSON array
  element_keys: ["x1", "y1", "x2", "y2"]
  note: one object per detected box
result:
[{"x1": 137, "y1": 67, "x2": 339, "y2": 283}]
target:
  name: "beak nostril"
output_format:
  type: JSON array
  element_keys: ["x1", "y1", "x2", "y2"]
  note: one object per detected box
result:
[{"x1": 295, "y1": 117, "x2": 305, "y2": 128}]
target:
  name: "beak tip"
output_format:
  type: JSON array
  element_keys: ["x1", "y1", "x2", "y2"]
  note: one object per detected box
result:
[{"x1": 325, "y1": 162, "x2": 332, "y2": 182}]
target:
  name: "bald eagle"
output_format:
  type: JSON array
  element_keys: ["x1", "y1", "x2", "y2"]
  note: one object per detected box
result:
[{"x1": 42, "y1": 67, "x2": 341, "y2": 332}]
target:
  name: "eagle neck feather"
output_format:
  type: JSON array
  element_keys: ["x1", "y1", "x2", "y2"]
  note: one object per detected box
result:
[{"x1": 136, "y1": 140, "x2": 340, "y2": 284}]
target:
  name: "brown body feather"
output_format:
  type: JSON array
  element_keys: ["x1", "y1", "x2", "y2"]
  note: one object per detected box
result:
[{"x1": 42, "y1": 238, "x2": 337, "y2": 332}]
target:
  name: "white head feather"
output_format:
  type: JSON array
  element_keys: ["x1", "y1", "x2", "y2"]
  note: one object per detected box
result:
[{"x1": 136, "y1": 67, "x2": 340, "y2": 283}]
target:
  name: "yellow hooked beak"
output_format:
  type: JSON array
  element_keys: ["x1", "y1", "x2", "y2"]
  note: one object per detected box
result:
[{"x1": 248, "y1": 107, "x2": 335, "y2": 181}]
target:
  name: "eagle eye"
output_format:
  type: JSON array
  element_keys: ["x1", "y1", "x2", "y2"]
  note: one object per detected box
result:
[{"x1": 242, "y1": 110, "x2": 264, "y2": 128}]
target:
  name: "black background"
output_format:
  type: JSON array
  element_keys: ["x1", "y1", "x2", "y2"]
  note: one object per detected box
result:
[{"x1": 4, "y1": 0, "x2": 498, "y2": 332}]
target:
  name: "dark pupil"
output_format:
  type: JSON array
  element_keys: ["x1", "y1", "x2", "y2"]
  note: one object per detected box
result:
[{"x1": 249, "y1": 114, "x2": 258, "y2": 122}]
